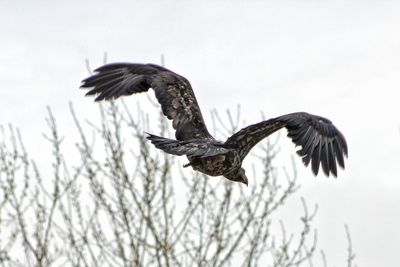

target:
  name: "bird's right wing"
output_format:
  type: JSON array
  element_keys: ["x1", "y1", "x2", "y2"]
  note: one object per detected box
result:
[
  {"x1": 81, "y1": 63, "x2": 212, "y2": 141},
  {"x1": 225, "y1": 112, "x2": 348, "y2": 177}
]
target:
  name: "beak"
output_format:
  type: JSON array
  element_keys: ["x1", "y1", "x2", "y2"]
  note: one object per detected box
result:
[{"x1": 242, "y1": 176, "x2": 248, "y2": 187}]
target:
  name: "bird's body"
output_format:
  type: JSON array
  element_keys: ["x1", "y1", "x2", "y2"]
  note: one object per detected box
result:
[
  {"x1": 81, "y1": 63, "x2": 348, "y2": 185},
  {"x1": 144, "y1": 133, "x2": 245, "y2": 182}
]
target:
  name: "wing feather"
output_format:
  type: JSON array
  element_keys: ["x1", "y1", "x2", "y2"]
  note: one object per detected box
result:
[
  {"x1": 281, "y1": 112, "x2": 347, "y2": 177},
  {"x1": 81, "y1": 70, "x2": 123, "y2": 87}
]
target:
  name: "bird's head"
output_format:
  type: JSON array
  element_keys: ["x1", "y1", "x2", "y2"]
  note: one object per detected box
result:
[{"x1": 225, "y1": 167, "x2": 248, "y2": 186}]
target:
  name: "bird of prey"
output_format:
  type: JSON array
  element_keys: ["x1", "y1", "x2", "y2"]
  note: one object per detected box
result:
[{"x1": 80, "y1": 63, "x2": 347, "y2": 185}]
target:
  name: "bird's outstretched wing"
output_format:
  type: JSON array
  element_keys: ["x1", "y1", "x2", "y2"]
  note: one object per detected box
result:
[
  {"x1": 80, "y1": 63, "x2": 212, "y2": 141},
  {"x1": 225, "y1": 112, "x2": 348, "y2": 177}
]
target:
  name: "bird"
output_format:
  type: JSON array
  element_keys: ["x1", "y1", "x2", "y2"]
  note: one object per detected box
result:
[{"x1": 80, "y1": 63, "x2": 348, "y2": 186}]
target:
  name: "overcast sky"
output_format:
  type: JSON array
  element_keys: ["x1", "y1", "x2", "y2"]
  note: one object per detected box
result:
[{"x1": 1, "y1": 1, "x2": 400, "y2": 266}]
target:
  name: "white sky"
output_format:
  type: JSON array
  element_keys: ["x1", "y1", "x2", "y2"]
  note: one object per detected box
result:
[{"x1": 1, "y1": 1, "x2": 400, "y2": 266}]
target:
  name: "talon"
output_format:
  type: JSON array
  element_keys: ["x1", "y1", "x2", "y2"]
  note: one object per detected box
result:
[{"x1": 183, "y1": 162, "x2": 192, "y2": 168}]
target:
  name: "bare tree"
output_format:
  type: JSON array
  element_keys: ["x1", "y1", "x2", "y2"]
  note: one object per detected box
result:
[{"x1": 0, "y1": 99, "x2": 356, "y2": 267}]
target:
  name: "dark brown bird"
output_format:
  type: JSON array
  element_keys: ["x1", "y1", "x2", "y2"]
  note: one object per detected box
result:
[{"x1": 80, "y1": 63, "x2": 348, "y2": 185}]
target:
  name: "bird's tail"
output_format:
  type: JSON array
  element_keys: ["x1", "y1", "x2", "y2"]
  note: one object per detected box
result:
[
  {"x1": 145, "y1": 133, "x2": 187, "y2": 156},
  {"x1": 146, "y1": 133, "x2": 230, "y2": 158}
]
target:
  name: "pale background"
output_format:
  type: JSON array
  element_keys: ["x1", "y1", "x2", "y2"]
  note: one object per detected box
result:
[{"x1": 1, "y1": 1, "x2": 399, "y2": 266}]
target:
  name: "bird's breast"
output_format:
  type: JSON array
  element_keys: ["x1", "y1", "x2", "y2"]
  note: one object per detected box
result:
[{"x1": 188, "y1": 151, "x2": 241, "y2": 177}]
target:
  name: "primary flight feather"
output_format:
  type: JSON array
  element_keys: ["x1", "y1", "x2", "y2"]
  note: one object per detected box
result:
[{"x1": 81, "y1": 63, "x2": 348, "y2": 185}]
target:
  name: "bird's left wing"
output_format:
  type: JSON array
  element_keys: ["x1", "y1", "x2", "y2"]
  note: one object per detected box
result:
[
  {"x1": 80, "y1": 63, "x2": 212, "y2": 141},
  {"x1": 225, "y1": 112, "x2": 348, "y2": 177}
]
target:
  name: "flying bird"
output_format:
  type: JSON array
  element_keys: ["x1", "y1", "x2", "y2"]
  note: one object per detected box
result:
[{"x1": 80, "y1": 63, "x2": 348, "y2": 185}]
